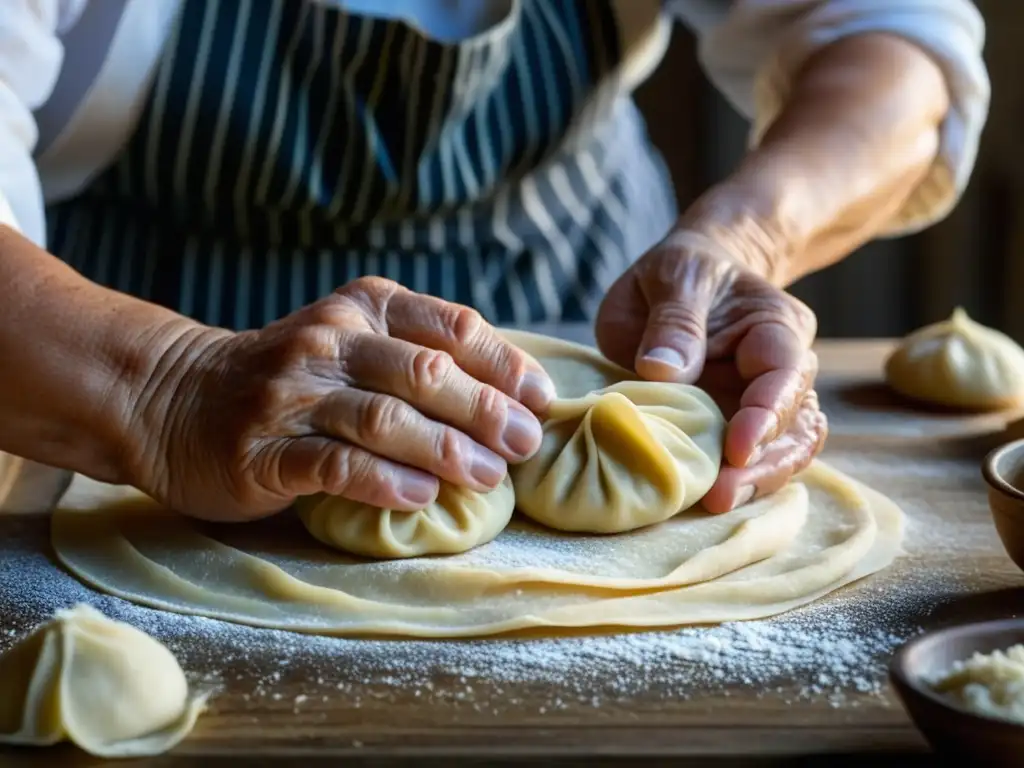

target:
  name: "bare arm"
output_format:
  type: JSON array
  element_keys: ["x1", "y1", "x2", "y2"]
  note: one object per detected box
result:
[
  {"x1": 596, "y1": 24, "x2": 984, "y2": 511},
  {"x1": 0, "y1": 226, "x2": 202, "y2": 484},
  {"x1": 682, "y1": 32, "x2": 951, "y2": 285},
  {"x1": 0, "y1": 226, "x2": 554, "y2": 519}
]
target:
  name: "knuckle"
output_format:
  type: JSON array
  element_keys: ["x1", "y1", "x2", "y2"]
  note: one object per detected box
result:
[
  {"x1": 319, "y1": 446, "x2": 360, "y2": 496},
  {"x1": 444, "y1": 304, "x2": 486, "y2": 346},
  {"x1": 303, "y1": 297, "x2": 349, "y2": 329},
  {"x1": 472, "y1": 383, "x2": 507, "y2": 426},
  {"x1": 651, "y1": 302, "x2": 704, "y2": 337},
  {"x1": 335, "y1": 277, "x2": 401, "y2": 323},
  {"x1": 501, "y1": 348, "x2": 530, "y2": 389},
  {"x1": 286, "y1": 325, "x2": 333, "y2": 357},
  {"x1": 787, "y1": 296, "x2": 818, "y2": 337},
  {"x1": 320, "y1": 446, "x2": 390, "y2": 500},
  {"x1": 338, "y1": 275, "x2": 399, "y2": 298},
  {"x1": 475, "y1": 335, "x2": 526, "y2": 392},
  {"x1": 409, "y1": 348, "x2": 454, "y2": 397},
  {"x1": 434, "y1": 428, "x2": 466, "y2": 474},
  {"x1": 356, "y1": 395, "x2": 406, "y2": 444}
]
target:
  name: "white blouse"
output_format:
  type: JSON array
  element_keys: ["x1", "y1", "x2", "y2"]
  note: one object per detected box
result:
[{"x1": 0, "y1": 0, "x2": 989, "y2": 249}]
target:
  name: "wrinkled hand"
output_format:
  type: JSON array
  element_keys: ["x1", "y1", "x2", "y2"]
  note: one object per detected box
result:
[
  {"x1": 128, "y1": 278, "x2": 555, "y2": 521},
  {"x1": 596, "y1": 230, "x2": 827, "y2": 514}
]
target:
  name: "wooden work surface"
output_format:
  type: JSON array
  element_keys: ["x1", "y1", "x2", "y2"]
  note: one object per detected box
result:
[{"x1": 2, "y1": 328, "x2": 1024, "y2": 766}]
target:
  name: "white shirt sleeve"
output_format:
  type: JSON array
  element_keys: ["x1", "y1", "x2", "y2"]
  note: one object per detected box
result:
[
  {"x1": 0, "y1": 0, "x2": 88, "y2": 246},
  {"x1": 667, "y1": 0, "x2": 991, "y2": 236}
]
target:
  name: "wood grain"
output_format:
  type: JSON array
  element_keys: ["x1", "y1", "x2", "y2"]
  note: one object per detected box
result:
[{"x1": 2, "y1": 335, "x2": 1024, "y2": 765}]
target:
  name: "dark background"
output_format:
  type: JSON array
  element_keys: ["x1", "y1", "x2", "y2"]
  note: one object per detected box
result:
[{"x1": 634, "y1": 0, "x2": 1019, "y2": 339}]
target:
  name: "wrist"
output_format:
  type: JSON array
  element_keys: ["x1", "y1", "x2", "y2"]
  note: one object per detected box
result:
[
  {"x1": 676, "y1": 171, "x2": 797, "y2": 286},
  {"x1": 0, "y1": 226, "x2": 226, "y2": 489},
  {"x1": 678, "y1": 33, "x2": 949, "y2": 288},
  {"x1": 104, "y1": 315, "x2": 233, "y2": 494}
]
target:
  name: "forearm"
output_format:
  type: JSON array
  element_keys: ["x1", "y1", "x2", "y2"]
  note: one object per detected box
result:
[
  {"x1": 683, "y1": 32, "x2": 951, "y2": 286},
  {"x1": 0, "y1": 226, "x2": 206, "y2": 483}
]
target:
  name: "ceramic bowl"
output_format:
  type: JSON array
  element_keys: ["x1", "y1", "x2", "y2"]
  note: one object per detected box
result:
[
  {"x1": 983, "y1": 438, "x2": 1024, "y2": 572},
  {"x1": 890, "y1": 620, "x2": 1024, "y2": 763}
]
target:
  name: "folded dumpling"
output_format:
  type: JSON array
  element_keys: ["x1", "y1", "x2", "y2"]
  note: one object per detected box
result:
[
  {"x1": 511, "y1": 381, "x2": 725, "y2": 533},
  {"x1": 0, "y1": 604, "x2": 207, "y2": 757},
  {"x1": 885, "y1": 307, "x2": 1024, "y2": 410},
  {"x1": 295, "y1": 474, "x2": 515, "y2": 559}
]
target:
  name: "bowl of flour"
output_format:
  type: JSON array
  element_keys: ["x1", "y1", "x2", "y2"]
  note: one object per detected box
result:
[{"x1": 890, "y1": 620, "x2": 1024, "y2": 764}]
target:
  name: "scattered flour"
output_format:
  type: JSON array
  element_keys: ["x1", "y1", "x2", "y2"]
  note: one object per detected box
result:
[{"x1": 0, "y1": 514, "x2": 969, "y2": 715}]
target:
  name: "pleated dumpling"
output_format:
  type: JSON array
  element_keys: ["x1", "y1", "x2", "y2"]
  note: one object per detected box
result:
[
  {"x1": 511, "y1": 381, "x2": 725, "y2": 533},
  {"x1": 885, "y1": 307, "x2": 1024, "y2": 410},
  {"x1": 295, "y1": 474, "x2": 515, "y2": 559},
  {"x1": 0, "y1": 604, "x2": 206, "y2": 757}
]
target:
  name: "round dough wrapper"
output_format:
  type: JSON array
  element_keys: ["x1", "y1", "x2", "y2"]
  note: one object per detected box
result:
[
  {"x1": 47, "y1": 332, "x2": 906, "y2": 639},
  {"x1": 0, "y1": 604, "x2": 207, "y2": 757},
  {"x1": 512, "y1": 381, "x2": 725, "y2": 533},
  {"x1": 295, "y1": 474, "x2": 515, "y2": 559},
  {"x1": 885, "y1": 307, "x2": 1024, "y2": 410},
  {"x1": 50, "y1": 461, "x2": 904, "y2": 638}
]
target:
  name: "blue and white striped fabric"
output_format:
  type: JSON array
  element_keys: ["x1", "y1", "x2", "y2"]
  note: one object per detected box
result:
[{"x1": 46, "y1": 0, "x2": 678, "y2": 329}]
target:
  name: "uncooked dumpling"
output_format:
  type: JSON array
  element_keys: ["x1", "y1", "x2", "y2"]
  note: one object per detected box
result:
[
  {"x1": 295, "y1": 474, "x2": 515, "y2": 559},
  {"x1": 885, "y1": 307, "x2": 1024, "y2": 410},
  {"x1": 45, "y1": 331, "x2": 905, "y2": 639},
  {"x1": 0, "y1": 604, "x2": 206, "y2": 757},
  {"x1": 512, "y1": 380, "x2": 725, "y2": 533}
]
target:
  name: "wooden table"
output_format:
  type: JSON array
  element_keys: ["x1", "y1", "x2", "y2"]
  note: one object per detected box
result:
[{"x1": 3, "y1": 334, "x2": 1024, "y2": 766}]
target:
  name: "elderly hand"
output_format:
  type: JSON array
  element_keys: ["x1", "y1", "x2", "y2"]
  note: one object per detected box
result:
[
  {"x1": 125, "y1": 277, "x2": 555, "y2": 521},
  {"x1": 592, "y1": 30, "x2": 963, "y2": 513},
  {"x1": 595, "y1": 228, "x2": 827, "y2": 514}
]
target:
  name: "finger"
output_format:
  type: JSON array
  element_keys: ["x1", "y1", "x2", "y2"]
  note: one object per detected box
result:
[
  {"x1": 341, "y1": 333, "x2": 543, "y2": 462},
  {"x1": 734, "y1": 321, "x2": 812, "y2": 381},
  {"x1": 381, "y1": 289, "x2": 556, "y2": 412},
  {"x1": 310, "y1": 388, "x2": 507, "y2": 492},
  {"x1": 594, "y1": 269, "x2": 649, "y2": 371},
  {"x1": 722, "y1": 317, "x2": 818, "y2": 466},
  {"x1": 724, "y1": 351, "x2": 818, "y2": 468},
  {"x1": 702, "y1": 395, "x2": 828, "y2": 514},
  {"x1": 275, "y1": 436, "x2": 440, "y2": 511},
  {"x1": 634, "y1": 282, "x2": 713, "y2": 384}
]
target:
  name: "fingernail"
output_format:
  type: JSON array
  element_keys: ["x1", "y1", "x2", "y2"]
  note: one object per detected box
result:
[
  {"x1": 519, "y1": 369, "x2": 556, "y2": 410},
  {"x1": 641, "y1": 347, "x2": 686, "y2": 373},
  {"x1": 734, "y1": 485, "x2": 756, "y2": 509},
  {"x1": 468, "y1": 442, "x2": 507, "y2": 487},
  {"x1": 395, "y1": 470, "x2": 438, "y2": 507},
  {"x1": 502, "y1": 404, "x2": 543, "y2": 459}
]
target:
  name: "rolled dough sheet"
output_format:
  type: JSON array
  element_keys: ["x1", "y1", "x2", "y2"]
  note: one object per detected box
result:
[{"x1": 49, "y1": 332, "x2": 905, "y2": 638}]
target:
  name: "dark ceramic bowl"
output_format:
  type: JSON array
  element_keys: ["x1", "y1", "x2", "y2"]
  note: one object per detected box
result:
[
  {"x1": 983, "y1": 438, "x2": 1024, "y2": 572},
  {"x1": 890, "y1": 620, "x2": 1024, "y2": 763}
]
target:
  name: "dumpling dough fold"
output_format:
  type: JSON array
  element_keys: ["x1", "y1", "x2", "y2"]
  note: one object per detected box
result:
[
  {"x1": 0, "y1": 604, "x2": 206, "y2": 757},
  {"x1": 512, "y1": 380, "x2": 725, "y2": 533},
  {"x1": 295, "y1": 474, "x2": 515, "y2": 559}
]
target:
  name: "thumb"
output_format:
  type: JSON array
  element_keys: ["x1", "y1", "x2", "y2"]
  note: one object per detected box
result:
[{"x1": 634, "y1": 285, "x2": 712, "y2": 384}]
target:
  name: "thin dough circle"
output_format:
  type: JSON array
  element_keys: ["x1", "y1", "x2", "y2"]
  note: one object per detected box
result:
[
  {"x1": 885, "y1": 307, "x2": 1024, "y2": 410},
  {"x1": 295, "y1": 475, "x2": 515, "y2": 559},
  {"x1": 47, "y1": 331, "x2": 906, "y2": 639}
]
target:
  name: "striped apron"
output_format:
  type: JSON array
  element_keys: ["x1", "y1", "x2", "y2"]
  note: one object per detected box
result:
[{"x1": 46, "y1": 0, "x2": 678, "y2": 329}]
